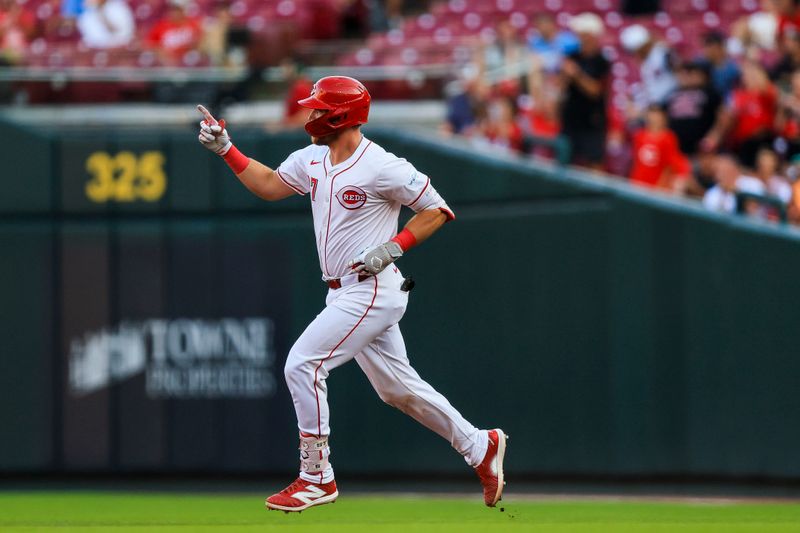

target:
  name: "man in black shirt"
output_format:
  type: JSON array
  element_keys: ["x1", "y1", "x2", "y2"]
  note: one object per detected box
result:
[
  {"x1": 665, "y1": 60, "x2": 723, "y2": 156},
  {"x1": 559, "y1": 12, "x2": 610, "y2": 170},
  {"x1": 771, "y1": 31, "x2": 800, "y2": 86}
]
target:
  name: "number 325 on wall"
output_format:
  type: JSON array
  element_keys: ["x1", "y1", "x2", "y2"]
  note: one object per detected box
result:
[{"x1": 85, "y1": 151, "x2": 167, "y2": 203}]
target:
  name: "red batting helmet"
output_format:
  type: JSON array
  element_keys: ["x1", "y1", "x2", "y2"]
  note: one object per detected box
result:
[{"x1": 298, "y1": 76, "x2": 371, "y2": 137}]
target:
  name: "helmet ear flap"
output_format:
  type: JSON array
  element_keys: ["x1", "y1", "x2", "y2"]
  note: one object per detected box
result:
[{"x1": 329, "y1": 112, "x2": 348, "y2": 127}]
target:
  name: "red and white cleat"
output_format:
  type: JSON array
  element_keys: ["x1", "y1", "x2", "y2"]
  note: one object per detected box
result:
[
  {"x1": 474, "y1": 428, "x2": 507, "y2": 507},
  {"x1": 265, "y1": 477, "x2": 338, "y2": 512}
]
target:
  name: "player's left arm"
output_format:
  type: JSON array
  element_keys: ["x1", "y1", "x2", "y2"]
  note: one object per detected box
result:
[
  {"x1": 401, "y1": 208, "x2": 448, "y2": 245},
  {"x1": 348, "y1": 208, "x2": 450, "y2": 276},
  {"x1": 349, "y1": 162, "x2": 454, "y2": 276}
]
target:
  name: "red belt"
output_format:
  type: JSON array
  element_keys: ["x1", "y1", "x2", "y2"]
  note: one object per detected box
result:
[{"x1": 327, "y1": 274, "x2": 369, "y2": 290}]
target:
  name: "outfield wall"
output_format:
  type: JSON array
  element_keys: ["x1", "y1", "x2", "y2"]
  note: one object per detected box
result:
[{"x1": 2, "y1": 122, "x2": 799, "y2": 479}]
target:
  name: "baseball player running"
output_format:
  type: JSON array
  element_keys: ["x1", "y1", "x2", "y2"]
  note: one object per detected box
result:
[{"x1": 197, "y1": 76, "x2": 506, "y2": 512}]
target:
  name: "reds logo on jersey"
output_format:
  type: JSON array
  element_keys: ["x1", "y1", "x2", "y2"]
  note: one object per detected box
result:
[{"x1": 336, "y1": 186, "x2": 367, "y2": 209}]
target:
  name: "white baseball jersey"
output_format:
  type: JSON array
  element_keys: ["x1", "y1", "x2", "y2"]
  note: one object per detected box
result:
[{"x1": 275, "y1": 136, "x2": 454, "y2": 280}]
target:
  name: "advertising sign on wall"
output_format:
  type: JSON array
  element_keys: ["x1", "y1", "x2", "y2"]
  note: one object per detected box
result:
[{"x1": 69, "y1": 318, "x2": 277, "y2": 399}]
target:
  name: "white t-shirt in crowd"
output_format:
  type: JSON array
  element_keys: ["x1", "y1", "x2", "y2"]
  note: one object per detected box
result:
[
  {"x1": 78, "y1": 0, "x2": 135, "y2": 49},
  {"x1": 702, "y1": 175, "x2": 792, "y2": 214},
  {"x1": 636, "y1": 42, "x2": 678, "y2": 108}
]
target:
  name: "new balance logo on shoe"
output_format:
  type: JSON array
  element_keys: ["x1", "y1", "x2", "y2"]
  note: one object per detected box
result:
[
  {"x1": 266, "y1": 477, "x2": 339, "y2": 512},
  {"x1": 291, "y1": 485, "x2": 327, "y2": 505}
]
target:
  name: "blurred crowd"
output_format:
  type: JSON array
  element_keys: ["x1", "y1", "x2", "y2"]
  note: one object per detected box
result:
[
  {"x1": 0, "y1": 0, "x2": 237, "y2": 67},
  {"x1": 441, "y1": 2, "x2": 800, "y2": 225},
  {"x1": 0, "y1": 0, "x2": 417, "y2": 67}
]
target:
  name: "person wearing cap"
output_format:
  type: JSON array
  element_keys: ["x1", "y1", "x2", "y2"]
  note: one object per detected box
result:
[
  {"x1": 558, "y1": 12, "x2": 610, "y2": 170},
  {"x1": 620, "y1": 24, "x2": 678, "y2": 112}
]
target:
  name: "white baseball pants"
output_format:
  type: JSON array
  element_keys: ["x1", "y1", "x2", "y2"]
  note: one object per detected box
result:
[{"x1": 284, "y1": 266, "x2": 488, "y2": 483}]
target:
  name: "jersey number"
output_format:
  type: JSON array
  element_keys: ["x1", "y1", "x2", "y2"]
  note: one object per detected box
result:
[{"x1": 310, "y1": 177, "x2": 318, "y2": 201}]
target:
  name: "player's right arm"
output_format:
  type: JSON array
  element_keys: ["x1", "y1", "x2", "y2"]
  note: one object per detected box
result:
[
  {"x1": 230, "y1": 158, "x2": 297, "y2": 202},
  {"x1": 196, "y1": 105, "x2": 296, "y2": 202}
]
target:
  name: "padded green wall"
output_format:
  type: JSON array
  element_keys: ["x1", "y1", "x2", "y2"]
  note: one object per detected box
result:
[{"x1": 1, "y1": 122, "x2": 798, "y2": 479}]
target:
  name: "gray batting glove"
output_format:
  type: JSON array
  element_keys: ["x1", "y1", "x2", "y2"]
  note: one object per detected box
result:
[
  {"x1": 197, "y1": 104, "x2": 232, "y2": 155},
  {"x1": 349, "y1": 241, "x2": 403, "y2": 275}
]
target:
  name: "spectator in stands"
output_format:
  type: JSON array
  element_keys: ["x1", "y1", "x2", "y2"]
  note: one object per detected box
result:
[
  {"x1": 77, "y1": 0, "x2": 135, "y2": 49},
  {"x1": 702, "y1": 155, "x2": 767, "y2": 213},
  {"x1": 280, "y1": 58, "x2": 314, "y2": 129},
  {"x1": 340, "y1": 0, "x2": 370, "y2": 39},
  {"x1": 771, "y1": 30, "x2": 800, "y2": 85},
  {"x1": 730, "y1": 0, "x2": 779, "y2": 56},
  {"x1": 476, "y1": 96, "x2": 523, "y2": 153},
  {"x1": 2, "y1": 0, "x2": 36, "y2": 36},
  {"x1": 370, "y1": 0, "x2": 404, "y2": 32},
  {"x1": 787, "y1": 154, "x2": 800, "y2": 222},
  {"x1": 62, "y1": 0, "x2": 85, "y2": 18},
  {"x1": 753, "y1": 147, "x2": 793, "y2": 202},
  {"x1": 620, "y1": 24, "x2": 677, "y2": 113},
  {"x1": 777, "y1": 68, "x2": 800, "y2": 156},
  {"x1": 703, "y1": 60, "x2": 777, "y2": 168},
  {"x1": 700, "y1": 31, "x2": 741, "y2": 98},
  {"x1": 480, "y1": 19, "x2": 526, "y2": 76},
  {"x1": 689, "y1": 151, "x2": 720, "y2": 197},
  {"x1": 606, "y1": 108, "x2": 633, "y2": 177},
  {"x1": 665, "y1": 60, "x2": 722, "y2": 157},
  {"x1": 736, "y1": 148, "x2": 793, "y2": 220},
  {"x1": 630, "y1": 105, "x2": 691, "y2": 191},
  {"x1": 147, "y1": 0, "x2": 203, "y2": 65},
  {"x1": 558, "y1": 12, "x2": 609, "y2": 170},
  {"x1": 527, "y1": 14, "x2": 578, "y2": 73},
  {"x1": 442, "y1": 77, "x2": 490, "y2": 136},
  {"x1": 40, "y1": 0, "x2": 79, "y2": 43},
  {"x1": 200, "y1": 2, "x2": 232, "y2": 66},
  {"x1": 0, "y1": 0, "x2": 31, "y2": 65},
  {"x1": 525, "y1": 54, "x2": 560, "y2": 141},
  {"x1": 775, "y1": 0, "x2": 800, "y2": 45}
]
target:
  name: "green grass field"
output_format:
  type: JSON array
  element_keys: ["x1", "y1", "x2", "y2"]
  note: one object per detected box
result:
[{"x1": 1, "y1": 492, "x2": 799, "y2": 532}]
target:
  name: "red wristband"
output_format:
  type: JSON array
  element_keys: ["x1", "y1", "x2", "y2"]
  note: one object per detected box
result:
[
  {"x1": 391, "y1": 228, "x2": 417, "y2": 252},
  {"x1": 222, "y1": 144, "x2": 250, "y2": 174}
]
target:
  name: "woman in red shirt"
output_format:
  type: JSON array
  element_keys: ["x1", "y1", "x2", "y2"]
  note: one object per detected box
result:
[
  {"x1": 630, "y1": 105, "x2": 691, "y2": 190},
  {"x1": 147, "y1": 1, "x2": 202, "y2": 65},
  {"x1": 703, "y1": 60, "x2": 777, "y2": 168}
]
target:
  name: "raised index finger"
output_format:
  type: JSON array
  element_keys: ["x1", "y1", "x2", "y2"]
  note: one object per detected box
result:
[{"x1": 197, "y1": 104, "x2": 218, "y2": 126}]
